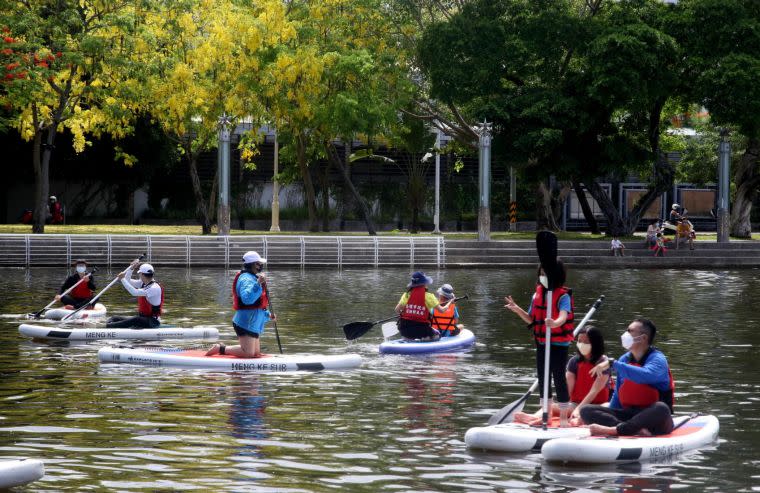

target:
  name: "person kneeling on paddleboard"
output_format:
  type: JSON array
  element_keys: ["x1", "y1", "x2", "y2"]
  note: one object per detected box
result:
[
  {"x1": 581, "y1": 317, "x2": 675, "y2": 437},
  {"x1": 107, "y1": 261, "x2": 163, "y2": 328},
  {"x1": 56, "y1": 259, "x2": 96, "y2": 309},
  {"x1": 395, "y1": 271, "x2": 440, "y2": 341},
  {"x1": 206, "y1": 251, "x2": 276, "y2": 358},
  {"x1": 505, "y1": 261, "x2": 574, "y2": 427},
  {"x1": 431, "y1": 284, "x2": 462, "y2": 337}
]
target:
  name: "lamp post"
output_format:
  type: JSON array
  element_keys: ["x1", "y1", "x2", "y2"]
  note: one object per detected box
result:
[
  {"x1": 477, "y1": 120, "x2": 492, "y2": 242},
  {"x1": 270, "y1": 127, "x2": 281, "y2": 232},
  {"x1": 717, "y1": 129, "x2": 731, "y2": 243},
  {"x1": 433, "y1": 127, "x2": 441, "y2": 234},
  {"x1": 509, "y1": 166, "x2": 517, "y2": 232},
  {"x1": 217, "y1": 113, "x2": 232, "y2": 236}
]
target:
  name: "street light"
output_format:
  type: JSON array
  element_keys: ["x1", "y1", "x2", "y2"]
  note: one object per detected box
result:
[
  {"x1": 433, "y1": 127, "x2": 441, "y2": 234},
  {"x1": 217, "y1": 113, "x2": 232, "y2": 236},
  {"x1": 477, "y1": 120, "x2": 492, "y2": 242},
  {"x1": 717, "y1": 129, "x2": 730, "y2": 243}
]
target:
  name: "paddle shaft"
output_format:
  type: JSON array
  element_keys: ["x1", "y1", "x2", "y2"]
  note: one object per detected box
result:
[
  {"x1": 32, "y1": 267, "x2": 97, "y2": 317},
  {"x1": 264, "y1": 285, "x2": 283, "y2": 354},
  {"x1": 542, "y1": 289, "x2": 553, "y2": 427},
  {"x1": 62, "y1": 255, "x2": 145, "y2": 321}
]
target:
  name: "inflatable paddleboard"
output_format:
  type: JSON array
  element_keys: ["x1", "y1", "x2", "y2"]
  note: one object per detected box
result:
[
  {"x1": 19, "y1": 324, "x2": 219, "y2": 341},
  {"x1": 541, "y1": 414, "x2": 719, "y2": 464},
  {"x1": 0, "y1": 459, "x2": 45, "y2": 488},
  {"x1": 42, "y1": 303, "x2": 107, "y2": 320},
  {"x1": 98, "y1": 346, "x2": 363, "y2": 372},
  {"x1": 465, "y1": 417, "x2": 590, "y2": 452},
  {"x1": 379, "y1": 328, "x2": 475, "y2": 354}
]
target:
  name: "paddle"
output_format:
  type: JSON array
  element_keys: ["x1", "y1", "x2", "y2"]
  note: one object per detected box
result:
[
  {"x1": 536, "y1": 230, "x2": 559, "y2": 429},
  {"x1": 380, "y1": 294, "x2": 469, "y2": 340},
  {"x1": 264, "y1": 286, "x2": 283, "y2": 354},
  {"x1": 343, "y1": 315, "x2": 399, "y2": 341},
  {"x1": 62, "y1": 254, "x2": 146, "y2": 321},
  {"x1": 487, "y1": 294, "x2": 606, "y2": 425},
  {"x1": 28, "y1": 266, "x2": 99, "y2": 319}
]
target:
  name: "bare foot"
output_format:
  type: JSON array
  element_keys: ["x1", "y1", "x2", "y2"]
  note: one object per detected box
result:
[
  {"x1": 514, "y1": 412, "x2": 543, "y2": 426},
  {"x1": 588, "y1": 424, "x2": 618, "y2": 436},
  {"x1": 205, "y1": 344, "x2": 223, "y2": 356}
]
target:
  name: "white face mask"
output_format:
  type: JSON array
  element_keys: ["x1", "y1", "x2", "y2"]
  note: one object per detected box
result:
[
  {"x1": 76, "y1": 265, "x2": 86, "y2": 274},
  {"x1": 539, "y1": 275, "x2": 549, "y2": 288},
  {"x1": 577, "y1": 342, "x2": 592, "y2": 356},
  {"x1": 621, "y1": 331, "x2": 641, "y2": 350}
]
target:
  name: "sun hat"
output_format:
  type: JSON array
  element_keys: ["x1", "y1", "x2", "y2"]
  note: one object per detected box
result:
[
  {"x1": 436, "y1": 284, "x2": 455, "y2": 299},
  {"x1": 407, "y1": 271, "x2": 433, "y2": 289},
  {"x1": 243, "y1": 251, "x2": 267, "y2": 264},
  {"x1": 72, "y1": 259, "x2": 88, "y2": 266}
]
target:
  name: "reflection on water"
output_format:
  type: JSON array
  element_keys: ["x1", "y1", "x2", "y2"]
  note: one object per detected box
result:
[{"x1": 0, "y1": 267, "x2": 757, "y2": 491}]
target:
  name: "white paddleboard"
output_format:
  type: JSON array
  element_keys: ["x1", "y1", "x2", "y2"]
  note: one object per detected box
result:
[
  {"x1": 465, "y1": 417, "x2": 590, "y2": 452},
  {"x1": 98, "y1": 346, "x2": 363, "y2": 372},
  {"x1": 379, "y1": 328, "x2": 476, "y2": 354},
  {"x1": 42, "y1": 303, "x2": 107, "y2": 320},
  {"x1": 541, "y1": 414, "x2": 719, "y2": 464},
  {"x1": 0, "y1": 459, "x2": 45, "y2": 488},
  {"x1": 19, "y1": 324, "x2": 219, "y2": 341}
]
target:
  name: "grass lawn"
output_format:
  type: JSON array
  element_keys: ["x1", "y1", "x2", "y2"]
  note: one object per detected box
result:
[{"x1": 0, "y1": 224, "x2": 757, "y2": 241}]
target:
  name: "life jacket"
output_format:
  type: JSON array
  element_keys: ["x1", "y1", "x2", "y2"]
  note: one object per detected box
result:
[
  {"x1": 137, "y1": 281, "x2": 163, "y2": 318},
  {"x1": 400, "y1": 286, "x2": 431, "y2": 323},
  {"x1": 431, "y1": 303, "x2": 457, "y2": 332},
  {"x1": 231, "y1": 271, "x2": 268, "y2": 310},
  {"x1": 617, "y1": 348, "x2": 675, "y2": 412},
  {"x1": 70, "y1": 276, "x2": 93, "y2": 300},
  {"x1": 529, "y1": 284, "x2": 574, "y2": 344},
  {"x1": 570, "y1": 358, "x2": 611, "y2": 405}
]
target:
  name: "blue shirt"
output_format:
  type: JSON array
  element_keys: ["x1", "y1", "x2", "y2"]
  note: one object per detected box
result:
[
  {"x1": 232, "y1": 272, "x2": 270, "y2": 334},
  {"x1": 609, "y1": 348, "x2": 671, "y2": 410},
  {"x1": 528, "y1": 293, "x2": 572, "y2": 346}
]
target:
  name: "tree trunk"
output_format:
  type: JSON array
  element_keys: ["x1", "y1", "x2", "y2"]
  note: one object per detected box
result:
[
  {"x1": 187, "y1": 151, "x2": 213, "y2": 235},
  {"x1": 296, "y1": 133, "x2": 319, "y2": 232},
  {"x1": 325, "y1": 141, "x2": 377, "y2": 235},
  {"x1": 340, "y1": 142, "x2": 355, "y2": 230},
  {"x1": 318, "y1": 160, "x2": 331, "y2": 232},
  {"x1": 730, "y1": 138, "x2": 760, "y2": 238},
  {"x1": 535, "y1": 181, "x2": 569, "y2": 231},
  {"x1": 572, "y1": 180, "x2": 600, "y2": 234},
  {"x1": 586, "y1": 180, "x2": 627, "y2": 236},
  {"x1": 32, "y1": 127, "x2": 56, "y2": 233}
]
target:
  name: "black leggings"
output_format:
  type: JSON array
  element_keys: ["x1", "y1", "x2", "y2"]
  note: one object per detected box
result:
[
  {"x1": 398, "y1": 319, "x2": 437, "y2": 340},
  {"x1": 106, "y1": 316, "x2": 160, "y2": 329},
  {"x1": 536, "y1": 342, "x2": 569, "y2": 403},
  {"x1": 60, "y1": 295, "x2": 92, "y2": 309},
  {"x1": 580, "y1": 402, "x2": 674, "y2": 436}
]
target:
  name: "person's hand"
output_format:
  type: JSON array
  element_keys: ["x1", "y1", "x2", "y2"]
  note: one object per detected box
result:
[
  {"x1": 571, "y1": 407, "x2": 581, "y2": 420},
  {"x1": 117, "y1": 272, "x2": 126, "y2": 280},
  {"x1": 83, "y1": 274, "x2": 90, "y2": 281},
  {"x1": 589, "y1": 359, "x2": 610, "y2": 378},
  {"x1": 130, "y1": 259, "x2": 140, "y2": 269},
  {"x1": 257, "y1": 273, "x2": 267, "y2": 285},
  {"x1": 504, "y1": 296, "x2": 521, "y2": 313},
  {"x1": 545, "y1": 317, "x2": 560, "y2": 329},
  {"x1": 269, "y1": 313, "x2": 276, "y2": 321},
  {"x1": 54, "y1": 294, "x2": 61, "y2": 301}
]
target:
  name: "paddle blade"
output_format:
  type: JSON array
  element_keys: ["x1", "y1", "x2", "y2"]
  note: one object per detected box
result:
[
  {"x1": 343, "y1": 321, "x2": 375, "y2": 340},
  {"x1": 381, "y1": 321, "x2": 399, "y2": 339},
  {"x1": 536, "y1": 231, "x2": 559, "y2": 288},
  {"x1": 488, "y1": 379, "x2": 539, "y2": 425}
]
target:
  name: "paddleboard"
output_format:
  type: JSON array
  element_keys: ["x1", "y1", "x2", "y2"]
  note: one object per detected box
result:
[
  {"x1": 42, "y1": 303, "x2": 107, "y2": 320},
  {"x1": 379, "y1": 328, "x2": 475, "y2": 354},
  {"x1": 465, "y1": 417, "x2": 590, "y2": 452},
  {"x1": 19, "y1": 324, "x2": 219, "y2": 341},
  {"x1": 0, "y1": 459, "x2": 45, "y2": 489},
  {"x1": 541, "y1": 414, "x2": 719, "y2": 464},
  {"x1": 98, "y1": 346, "x2": 363, "y2": 372}
]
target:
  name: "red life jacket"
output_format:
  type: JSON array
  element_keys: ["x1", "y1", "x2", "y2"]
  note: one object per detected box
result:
[
  {"x1": 617, "y1": 349, "x2": 675, "y2": 412},
  {"x1": 137, "y1": 281, "x2": 163, "y2": 318},
  {"x1": 400, "y1": 286, "x2": 431, "y2": 323},
  {"x1": 530, "y1": 284, "x2": 574, "y2": 344},
  {"x1": 231, "y1": 271, "x2": 268, "y2": 310},
  {"x1": 70, "y1": 276, "x2": 93, "y2": 299},
  {"x1": 431, "y1": 303, "x2": 457, "y2": 331},
  {"x1": 570, "y1": 358, "x2": 611, "y2": 405}
]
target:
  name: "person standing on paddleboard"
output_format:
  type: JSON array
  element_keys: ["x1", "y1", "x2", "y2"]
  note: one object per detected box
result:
[
  {"x1": 107, "y1": 261, "x2": 163, "y2": 328},
  {"x1": 395, "y1": 271, "x2": 440, "y2": 341},
  {"x1": 581, "y1": 317, "x2": 675, "y2": 437},
  {"x1": 206, "y1": 251, "x2": 276, "y2": 358},
  {"x1": 505, "y1": 261, "x2": 574, "y2": 427},
  {"x1": 431, "y1": 284, "x2": 462, "y2": 337},
  {"x1": 55, "y1": 259, "x2": 96, "y2": 309}
]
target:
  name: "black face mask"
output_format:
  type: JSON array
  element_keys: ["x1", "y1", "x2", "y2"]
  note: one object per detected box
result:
[{"x1": 244, "y1": 263, "x2": 263, "y2": 273}]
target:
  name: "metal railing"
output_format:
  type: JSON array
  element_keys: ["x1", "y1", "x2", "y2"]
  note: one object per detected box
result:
[{"x1": 0, "y1": 234, "x2": 446, "y2": 268}]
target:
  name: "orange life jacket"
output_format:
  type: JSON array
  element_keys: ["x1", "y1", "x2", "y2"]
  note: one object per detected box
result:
[
  {"x1": 137, "y1": 281, "x2": 163, "y2": 318},
  {"x1": 431, "y1": 303, "x2": 457, "y2": 331},
  {"x1": 617, "y1": 349, "x2": 675, "y2": 412},
  {"x1": 530, "y1": 285, "x2": 574, "y2": 344},
  {"x1": 400, "y1": 286, "x2": 431, "y2": 323},
  {"x1": 231, "y1": 271, "x2": 268, "y2": 310},
  {"x1": 70, "y1": 276, "x2": 93, "y2": 299},
  {"x1": 571, "y1": 358, "x2": 611, "y2": 405}
]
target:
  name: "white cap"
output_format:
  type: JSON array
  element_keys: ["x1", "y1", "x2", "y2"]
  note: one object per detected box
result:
[
  {"x1": 138, "y1": 263, "x2": 154, "y2": 275},
  {"x1": 672, "y1": 203, "x2": 680, "y2": 210},
  {"x1": 49, "y1": 195, "x2": 57, "y2": 201},
  {"x1": 243, "y1": 251, "x2": 266, "y2": 264}
]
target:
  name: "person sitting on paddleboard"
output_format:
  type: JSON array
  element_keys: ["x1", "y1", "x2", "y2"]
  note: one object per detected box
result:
[
  {"x1": 55, "y1": 259, "x2": 96, "y2": 309},
  {"x1": 395, "y1": 271, "x2": 440, "y2": 341},
  {"x1": 431, "y1": 284, "x2": 462, "y2": 337},
  {"x1": 206, "y1": 251, "x2": 276, "y2": 358},
  {"x1": 505, "y1": 261, "x2": 574, "y2": 427},
  {"x1": 513, "y1": 325, "x2": 612, "y2": 426},
  {"x1": 581, "y1": 317, "x2": 675, "y2": 437},
  {"x1": 107, "y1": 261, "x2": 163, "y2": 328}
]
